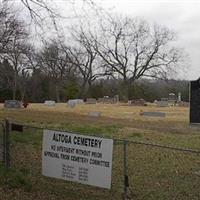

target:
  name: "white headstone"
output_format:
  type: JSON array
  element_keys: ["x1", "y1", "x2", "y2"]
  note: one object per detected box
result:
[
  {"x1": 67, "y1": 100, "x2": 76, "y2": 108},
  {"x1": 67, "y1": 99, "x2": 84, "y2": 108},
  {"x1": 178, "y1": 92, "x2": 181, "y2": 102},
  {"x1": 128, "y1": 100, "x2": 132, "y2": 105},
  {"x1": 44, "y1": 100, "x2": 56, "y2": 106}
]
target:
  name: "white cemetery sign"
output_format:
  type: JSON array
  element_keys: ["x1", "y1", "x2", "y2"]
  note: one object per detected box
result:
[{"x1": 42, "y1": 130, "x2": 113, "y2": 189}]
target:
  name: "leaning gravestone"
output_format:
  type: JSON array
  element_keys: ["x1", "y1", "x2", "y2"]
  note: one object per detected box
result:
[
  {"x1": 4, "y1": 100, "x2": 22, "y2": 108},
  {"x1": 190, "y1": 78, "x2": 200, "y2": 124},
  {"x1": 44, "y1": 100, "x2": 56, "y2": 106}
]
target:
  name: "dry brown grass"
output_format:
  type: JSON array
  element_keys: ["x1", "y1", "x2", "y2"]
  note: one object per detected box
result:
[
  {"x1": 0, "y1": 102, "x2": 189, "y2": 120},
  {"x1": 0, "y1": 102, "x2": 195, "y2": 145},
  {"x1": 23, "y1": 103, "x2": 189, "y2": 121}
]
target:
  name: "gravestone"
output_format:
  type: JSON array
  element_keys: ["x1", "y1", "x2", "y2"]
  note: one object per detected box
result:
[
  {"x1": 76, "y1": 99, "x2": 84, "y2": 104},
  {"x1": 161, "y1": 98, "x2": 168, "y2": 101},
  {"x1": 154, "y1": 100, "x2": 158, "y2": 104},
  {"x1": 114, "y1": 95, "x2": 119, "y2": 103},
  {"x1": 88, "y1": 111, "x2": 101, "y2": 117},
  {"x1": 97, "y1": 98, "x2": 104, "y2": 103},
  {"x1": 103, "y1": 96, "x2": 115, "y2": 104},
  {"x1": 168, "y1": 93, "x2": 176, "y2": 106},
  {"x1": 178, "y1": 101, "x2": 189, "y2": 107},
  {"x1": 178, "y1": 92, "x2": 182, "y2": 102},
  {"x1": 157, "y1": 98, "x2": 169, "y2": 107},
  {"x1": 67, "y1": 100, "x2": 76, "y2": 108},
  {"x1": 86, "y1": 98, "x2": 97, "y2": 104},
  {"x1": 140, "y1": 111, "x2": 166, "y2": 118},
  {"x1": 190, "y1": 78, "x2": 200, "y2": 124},
  {"x1": 169, "y1": 93, "x2": 176, "y2": 101},
  {"x1": 97, "y1": 96, "x2": 118, "y2": 104},
  {"x1": 44, "y1": 100, "x2": 56, "y2": 106},
  {"x1": 4, "y1": 100, "x2": 22, "y2": 108},
  {"x1": 128, "y1": 99, "x2": 146, "y2": 106},
  {"x1": 67, "y1": 99, "x2": 84, "y2": 108}
]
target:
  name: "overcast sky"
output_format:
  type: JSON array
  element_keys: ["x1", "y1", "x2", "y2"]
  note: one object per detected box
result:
[
  {"x1": 56, "y1": 0, "x2": 199, "y2": 80},
  {"x1": 92, "y1": 0, "x2": 200, "y2": 80},
  {"x1": 8, "y1": 0, "x2": 200, "y2": 80}
]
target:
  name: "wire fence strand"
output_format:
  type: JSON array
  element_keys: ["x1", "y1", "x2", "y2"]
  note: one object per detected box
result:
[{"x1": 1, "y1": 120, "x2": 200, "y2": 200}]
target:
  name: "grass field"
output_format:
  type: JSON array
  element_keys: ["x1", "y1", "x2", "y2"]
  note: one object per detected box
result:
[{"x1": 0, "y1": 103, "x2": 200, "y2": 200}]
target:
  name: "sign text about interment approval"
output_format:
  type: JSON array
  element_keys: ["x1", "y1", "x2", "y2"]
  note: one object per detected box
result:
[{"x1": 42, "y1": 130, "x2": 113, "y2": 189}]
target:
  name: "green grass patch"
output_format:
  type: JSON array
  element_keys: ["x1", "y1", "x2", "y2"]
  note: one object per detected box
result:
[
  {"x1": 129, "y1": 132, "x2": 143, "y2": 139},
  {"x1": 10, "y1": 130, "x2": 42, "y2": 146},
  {"x1": 67, "y1": 124, "x2": 121, "y2": 137},
  {"x1": 0, "y1": 165, "x2": 32, "y2": 192}
]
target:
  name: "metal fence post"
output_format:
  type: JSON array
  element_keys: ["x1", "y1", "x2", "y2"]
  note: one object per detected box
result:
[
  {"x1": 1, "y1": 121, "x2": 5, "y2": 165},
  {"x1": 123, "y1": 140, "x2": 129, "y2": 200},
  {"x1": 3, "y1": 119, "x2": 10, "y2": 168},
  {"x1": 2, "y1": 121, "x2": 6, "y2": 166}
]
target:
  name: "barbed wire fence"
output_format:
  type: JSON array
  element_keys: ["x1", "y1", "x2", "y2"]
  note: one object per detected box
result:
[{"x1": 1, "y1": 119, "x2": 200, "y2": 200}]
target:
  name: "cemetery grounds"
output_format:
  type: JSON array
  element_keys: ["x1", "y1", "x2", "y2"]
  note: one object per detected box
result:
[{"x1": 0, "y1": 103, "x2": 200, "y2": 200}]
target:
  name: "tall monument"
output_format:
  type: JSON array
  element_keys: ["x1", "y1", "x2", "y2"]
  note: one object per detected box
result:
[{"x1": 190, "y1": 78, "x2": 200, "y2": 124}]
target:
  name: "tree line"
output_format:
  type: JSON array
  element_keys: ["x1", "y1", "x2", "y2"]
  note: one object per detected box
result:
[{"x1": 0, "y1": 4, "x2": 188, "y2": 102}]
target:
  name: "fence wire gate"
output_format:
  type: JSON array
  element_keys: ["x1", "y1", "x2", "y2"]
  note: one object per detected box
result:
[{"x1": 3, "y1": 124, "x2": 200, "y2": 200}]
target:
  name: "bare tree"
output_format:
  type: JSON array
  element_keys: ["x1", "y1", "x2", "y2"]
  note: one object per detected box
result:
[
  {"x1": 92, "y1": 16, "x2": 184, "y2": 100},
  {"x1": 1, "y1": 0, "x2": 58, "y2": 27},
  {"x1": 37, "y1": 40, "x2": 74, "y2": 102},
  {"x1": 18, "y1": 68, "x2": 30, "y2": 101},
  {"x1": 66, "y1": 28, "x2": 105, "y2": 98},
  {"x1": 2, "y1": 0, "x2": 99, "y2": 29},
  {"x1": 1, "y1": 15, "x2": 30, "y2": 100},
  {"x1": 0, "y1": 7, "x2": 23, "y2": 53}
]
